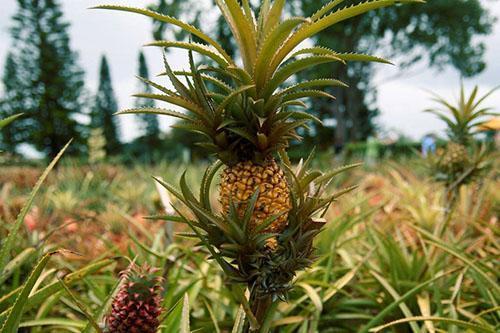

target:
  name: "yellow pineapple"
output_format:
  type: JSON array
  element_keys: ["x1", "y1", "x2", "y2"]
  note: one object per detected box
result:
[{"x1": 219, "y1": 159, "x2": 290, "y2": 233}]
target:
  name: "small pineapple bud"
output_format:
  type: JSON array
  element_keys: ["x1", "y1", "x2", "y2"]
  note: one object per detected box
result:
[{"x1": 105, "y1": 264, "x2": 164, "y2": 333}]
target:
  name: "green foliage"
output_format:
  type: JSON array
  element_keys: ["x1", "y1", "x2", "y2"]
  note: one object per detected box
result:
[
  {"x1": 147, "y1": 0, "x2": 196, "y2": 41},
  {"x1": 0, "y1": 251, "x2": 58, "y2": 333},
  {"x1": 1, "y1": 157, "x2": 498, "y2": 332},
  {"x1": 0, "y1": 0, "x2": 86, "y2": 158},
  {"x1": 88, "y1": 128, "x2": 107, "y2": 164},
  {"x1": 344, "y1": 139, "x2": 421, "y2": 159},
  {"x1": 0, "y1": 54, "x2": 21, "y2": 153},
  {"x1": 0, "y1": 141, "x2": 71, "y2": 273},
  {"x1": 0, "y1": 140, "x2": 114, "y2": 332},
  {"x1": 91, "y1": 56, "x2": 122, "y2": 155}
]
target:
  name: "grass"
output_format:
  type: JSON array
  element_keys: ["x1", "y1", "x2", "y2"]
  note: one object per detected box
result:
[{"x1": 0, "y1": 156, "x2": 498, "y2": 332}]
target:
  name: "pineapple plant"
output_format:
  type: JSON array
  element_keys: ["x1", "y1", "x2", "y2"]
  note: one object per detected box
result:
[
  {"x1": 96, "y1": 0, "x2": 421, "y2": 329},
  {"x1": 104, "y1": 264, "x2": 163, "y2": 333},
  {"x1": 426, "y1": 84, "x2": 498, "y2": 186},
  {"x1": 425, "y1": 84, "x2": 498, "y2": 212}
]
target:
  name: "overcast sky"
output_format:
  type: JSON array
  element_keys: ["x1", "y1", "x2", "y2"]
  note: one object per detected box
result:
[{"x1": 0, "y1": 0, "x2": 499, "y2": 142}]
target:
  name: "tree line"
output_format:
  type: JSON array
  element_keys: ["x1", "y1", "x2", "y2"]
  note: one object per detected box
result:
[
  {"x1": 0, "y1": 0, "x2": 494, "y2": 160},
  {"x1": 0, "y1": 0, "x2": 161, "y2": 159}
]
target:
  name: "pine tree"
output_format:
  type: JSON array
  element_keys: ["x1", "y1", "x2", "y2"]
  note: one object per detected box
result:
[
  {"x1": 91, "y1": 55, "x2": 121, "y2": 155},
  {"x1": 147, "y1": 0, "x2": 183, "y2": 40},
  {"x1": 0, "y1": 0, "x2": 86, "y2": 158},
  {"x1": 0, "y1": 53, "x2": 24, "y2": 152},
  {"x1": 135, "y1": 51, "x2": 160, "y2": 143}
]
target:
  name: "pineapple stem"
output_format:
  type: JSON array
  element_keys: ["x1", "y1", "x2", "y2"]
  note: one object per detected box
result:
[
  {"x1": 437, "y1": 165, "x2": 475, "y2": 238},
  {"x1": 258, "y1": 300, "x2": 279, "y2": 333},
  {"x1": 245, "y1": 293, "x2": 277, "y2": 333},
  {"x1": 252, "y1": 295, "x2": 272, "y2": 324}
]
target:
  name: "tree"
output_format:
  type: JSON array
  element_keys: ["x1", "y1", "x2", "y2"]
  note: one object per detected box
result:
[
  {"x1": 148, "y1": 0, "x2": 185, "y2": 40},
  {"x1": 0, "y1": 53, "x2": 23, "y2": 152},
  {"x1": 91, "y1": 55, "x2": 121, "y2": 155},
  {"x1": 294, "y1": 0, "x2": 494, "y2": 148},
  {"x1": 0, "y1": 0, "x2": 86, "y2": 157},
  {"x1": 135, "y1": 51, "x2": 160, "y2": 143}
]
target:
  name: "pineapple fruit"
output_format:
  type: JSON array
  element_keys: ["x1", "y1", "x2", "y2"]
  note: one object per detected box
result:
[
  {"x1": 220, "y1": 159, "x2": 290, "y2": 233},
  {"x1": 439, "y1": 142, "x2": 468, "y2": 173},
  {"x1": 105, "y1": 264, "x2": 163, "y2": 333}
]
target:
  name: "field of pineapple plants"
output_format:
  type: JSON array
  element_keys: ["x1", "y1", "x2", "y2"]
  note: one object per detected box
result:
[{"x1": 0, "y1": 0, "x2": 499, "y2": 332}]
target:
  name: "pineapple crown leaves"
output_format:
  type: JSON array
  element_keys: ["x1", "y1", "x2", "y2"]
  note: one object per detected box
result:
[
  {"x1": 287, "y1": 46, "x2": 393, "y2": 65},
  {"x1": 0, "y1": 113, "x2": 23, "y2": 130},
  {"x1": 171, "y1": 71, "x2": 234, "y2": 93},
  {"x1": 95, "y1": 0, "x2": 421, "y2": 163},
  {"x1": 276, "y1": 79, "x2": 349, "y2": 97},
  {"x1": 282, "y1": 150, "x2": 361, "y2": 218},
  {"x1": 425, "y1": 84, "x2": 499, "y2": 145},
  {"x1": 147, "y1": 40, "x2": 230, "y2": 68},
  {"x1": 120, "y1": 264, "x2": 164, "y2": 299}
]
